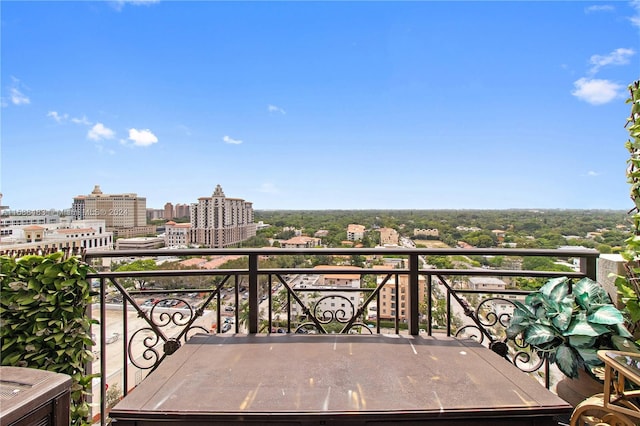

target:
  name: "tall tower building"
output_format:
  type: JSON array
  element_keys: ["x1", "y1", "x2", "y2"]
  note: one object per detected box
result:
[
  {"x1": 189, "y1": 184, "x2": 256, "y2": 248},
  {"x1": 164, "y1": 202, "x2": 174, "y2": 220},
  {"x1": 72, "y1": 185, "x2": 154, "y2": 238}
]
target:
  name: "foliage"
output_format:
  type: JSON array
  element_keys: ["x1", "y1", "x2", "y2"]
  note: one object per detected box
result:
[
  {"x1": 506, "y1": 277, "x2": 636, "y2": 379},
  {"x1": 114, "y1": 259, "x2": 157, "y2": 289},
  {"x1": 0, "y1": 253, "x2": 98, "y2": 425},
  {"x1": 618, "y1": 80, "x2": 640, "y2": 337},
  {"x1": 255, "y1": 209, "x2": 628, "y2": 250}
]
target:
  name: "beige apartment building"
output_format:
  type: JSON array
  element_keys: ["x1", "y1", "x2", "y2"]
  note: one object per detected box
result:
[
  {"x1": 376, "y1": 273, "x2": 428, "y2": 322},
  {"x1": 378, "y1": 227, "x2": 399, "y2": 246},
  {"x1": 189, "y1": 185, "x2": 256, "y2": 248},
  {"x1": 72, "y1": 185, "x2": 154, "y2": 237},
  {"x1": 165, "y1": 221, "x2": 191, "y2": 247},
  {"x1": 414, "y1": 228, "x2": 439, "y2": 238},
  {"x1": 347, "y1": 224, "x2": 365, "y2": 241},
  {"x1": 0, "y1": 219, "x2": 113, "y2": 252},
  {"x1": 290, "y1": 266, "x2": 363, "y2": 321}
]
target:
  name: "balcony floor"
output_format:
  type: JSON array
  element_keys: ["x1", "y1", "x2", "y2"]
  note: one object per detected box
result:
[{"x1": 110, "y1": 334, "x2": 571, "y2": 425}]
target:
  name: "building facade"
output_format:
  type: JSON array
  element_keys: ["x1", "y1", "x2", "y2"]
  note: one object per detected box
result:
[
  {"x1": 72, "y1": 185, "x2": 153, "y2": 237},
  {"x1": 0, "y1": 219, "x2": 113, "y2": 252},
  {"x1": 174, "y1": 204, "x2": 190, "y2": 218},
  {"x1": 73, "y1": 185, "x2": 146, "y2": 227},
  {"x1": 376, "y1": 274, "x2": 428, "y2": 322},
  {"x1": 347, "y1": 224, "x2": 365, "y2": 241},
  {"x1": 189, "y1": 185, "x2": 256, "y2": 248},
  {"x1": 378, "y1": 227, "x2": 399, "y2": 246},
  {"x1": 290, "y1": 267, "x2": 363, "y2": 323},
  {"x1": 164, "y1": 221, "x2": 191, "y2": 248},
  {"x1": 280, "y1": 236, "x2": 321, "y2": 249},
  {"x1": 414, "y1": 228, "x2": 440, "y2": 238}
]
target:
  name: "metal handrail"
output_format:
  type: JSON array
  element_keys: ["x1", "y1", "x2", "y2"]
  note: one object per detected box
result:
[{"x1": 83, "y1": 247, "x2": 599, "y2": 425}]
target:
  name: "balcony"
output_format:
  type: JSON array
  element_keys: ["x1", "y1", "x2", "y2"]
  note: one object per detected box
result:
[{"x1": 81, "y1": 247, "x2": 602, "y2": 424}]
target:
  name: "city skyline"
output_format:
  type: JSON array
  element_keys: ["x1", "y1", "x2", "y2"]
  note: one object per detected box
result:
[{"x1": 2, "y1": 1, "x2": 640, "y2": 211}]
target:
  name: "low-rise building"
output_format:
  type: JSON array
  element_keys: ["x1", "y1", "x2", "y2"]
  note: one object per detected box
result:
[
  {"x1": 280, "y1": 236, "x2": 321, "y2": 249},
  {"x1": 378, "y1": 228, "x2": 399, "y2": 246},
  {"x1": 0, "y1": 219, "x2": 113, "y2": 252},
  {"x1": 376, "y1": 273, "x2": 428, "y2": 322},
  {"x1": 115, "y1": 236, "x2": 164, "y2": 250},
  {"x1": 290, "y1": 267, "x2": 363, "y2": 323},
  {"x1": 467, "y1": 277, "x2": 507, "y2": 291},
  {"x1": 164, "y1": 221, "x2": 191, "y2": 248},
  {"x1": 347, "y1": 224, "x2": 365, "y2": 241},
  {"x1": 414, "y1": 228, "x2": 439, "y2": 238}
]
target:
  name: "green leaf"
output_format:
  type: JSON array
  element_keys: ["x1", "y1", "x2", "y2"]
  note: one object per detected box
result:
[
  {"x1": 587, "y1": 305, "x2": 624, "y2": 325},
  {"x1": 564, "y1": 317, "x2": 610, "y2": 337},
  {"x1": 612, "y1": 335, "x2": 640, "y2": 352},
  {"x1": 554, "y1": 344, "x2": 580, "y2": 378},
  {"x1": 573, "y1": 278, "x2": 610, "y2": 307},
  {"x1": 568, "y1": 335, "x2": 596, "y2": 348},
  {"x1": 524, "y1": 324, "x2": 559, "y2": 346},
  {"x1": 574, "y1": 347, "x2": 600, "y2": 367},
  {"x1": 539, "y1": 277, "x2": 569, "y2": 302}
]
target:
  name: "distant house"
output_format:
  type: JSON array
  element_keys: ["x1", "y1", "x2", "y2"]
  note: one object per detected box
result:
[
  {"x1": 281, "y1": 236, "x2": 321, "y2": 249},
  {"x1": 491, "y1": 229, "x2": 506, "y2": 242},
  {"x1": 414, "y1": 228, "x2": 439, "y2": 238},
  {"x1": 468, "y1": 277, "x2": 507, "y2": 291},
  {"x1": 314, "y1": 265, "x2": 362, "y2": 287},
  {"x1": 314, "y1": 230, "x2": 329, "y2": 238},
  {"x1": 378, "y1": 227, "x2": 399, "y2": 246},
  {"x1": 347, "y1": 224, "x2": 365, "y2": 241}
]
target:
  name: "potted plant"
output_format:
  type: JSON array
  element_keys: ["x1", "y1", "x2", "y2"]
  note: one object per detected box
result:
[{"x1": 506, "y1": 276, "x2": 638, "y2": 378}]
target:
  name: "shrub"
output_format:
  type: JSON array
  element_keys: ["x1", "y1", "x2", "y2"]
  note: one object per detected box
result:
[{"x1": 0, "y1": 252, "x2": 97, "y2": 426}]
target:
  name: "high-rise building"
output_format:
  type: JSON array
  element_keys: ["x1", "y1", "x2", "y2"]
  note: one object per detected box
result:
[
  {"x1": 72, "y1": 185, "x2": 155, "y2": 238},
  {"x1": 174, "y1": 203, "x2": 190, "y2": 219},
  {"x1": 189, "y1": 185, "x2": 256, "y2": 248},
  {"x1": 164, "y1": 202, "x2": 174, "y2": 220}
]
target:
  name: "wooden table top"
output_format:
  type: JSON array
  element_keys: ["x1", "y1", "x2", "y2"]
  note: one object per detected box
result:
[{"x1": 111, "y1": 333, "x2": 572, "y2": 424}]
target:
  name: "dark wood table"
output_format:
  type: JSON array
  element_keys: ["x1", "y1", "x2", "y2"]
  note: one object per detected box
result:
[{"x1": 110, "y1": 334, "x2": 572, "y2": 425}]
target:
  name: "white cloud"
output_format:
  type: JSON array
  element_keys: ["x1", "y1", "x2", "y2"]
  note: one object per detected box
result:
[
  {"x1": 572, "y1": 78, "x2": 623, "y2": 105},
  {"x1": 223, "y1": 135, "x2": 243, "y2": 145},
  {"x1": 267, "y1": 104, "x2": 286, "y2": 114},
  {"x1": 48, "y1": 111, "x2": 92, "y2": 126},
  {"x1": 631, "y1": 0, "x2": 640, "y2": 27},
  {"x1": 71, "y1": 115, "x2": 91, "y2": 125},
  {"x1": 128, "y1": 128, "x2": 158, "y2": 146},
  {"x1": 589, "y1": 47, "x2": 635, "y2": 75},
  {"x1": 9, "y1": 86, "x2": 30, "y2": 105},
  {"x1": 585, "y1": 5, "x2": 615, "y2": 13},
  {"x1": 47, "y1": 111, "x2": 68, "y2": 123},
  {"x1": 587, "y1": 170, "x2": 601, "y2": 177},
  {"x1": 111, "y1": 0, "x2": 160, "y2": 11},
  {"x1": 88, "y1": 123, "x2": 116, "y2": 141}
]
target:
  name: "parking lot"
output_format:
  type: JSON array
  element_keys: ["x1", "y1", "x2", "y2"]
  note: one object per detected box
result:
[{"x1": 89, "y1": 301, "x2": 217, "y2": 414}]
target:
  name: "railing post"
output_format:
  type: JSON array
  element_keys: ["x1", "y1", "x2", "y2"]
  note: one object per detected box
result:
[
  {"x1": 409, "y1": 253, "x2": 419, "y2": 336},
  {"x1": 426, "y1": 274, "x2": 432, "y2": 336},
  {"x1": 248, "y1": 254, "x2": 259, "y2": 334},
  {"x1": 581, "y1": 254, "x2": 598, "y2": 281}
]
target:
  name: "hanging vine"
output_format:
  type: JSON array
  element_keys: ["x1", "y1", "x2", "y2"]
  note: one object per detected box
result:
[{"x1": 617, "y1": 80, "x2": 640, "y2": 336}]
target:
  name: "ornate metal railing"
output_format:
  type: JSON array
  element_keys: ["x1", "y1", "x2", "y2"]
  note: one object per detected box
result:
[{"x1": 83, "y1": 247, "x2": 599, "y2": 424}]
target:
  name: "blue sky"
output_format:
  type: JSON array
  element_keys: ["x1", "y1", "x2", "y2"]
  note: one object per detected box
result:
[{"x1": 1, "y1": 1, "x2": 639, "y2": 211}]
